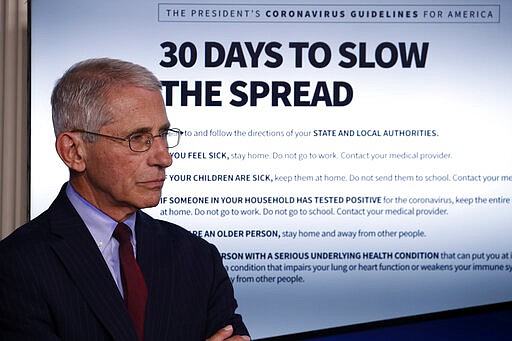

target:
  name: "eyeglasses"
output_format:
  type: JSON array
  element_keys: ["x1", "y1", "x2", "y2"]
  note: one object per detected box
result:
[{"x1": 73, "y1": 128, "x2": 183, "y2": 152}]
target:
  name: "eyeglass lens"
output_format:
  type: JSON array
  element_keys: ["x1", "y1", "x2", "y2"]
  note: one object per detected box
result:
[{"x1": 129, "y1": 130, "x2": 180, "y2": 151}]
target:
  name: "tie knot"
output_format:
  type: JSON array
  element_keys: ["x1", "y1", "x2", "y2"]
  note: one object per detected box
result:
[{"x1": 113, "y1": 223, "x2": 132, "y2": 244}]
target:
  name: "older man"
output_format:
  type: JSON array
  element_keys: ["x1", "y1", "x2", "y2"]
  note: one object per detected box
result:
[{"x1": 0, "y1": 58, "x2": 249, "y2": 341}]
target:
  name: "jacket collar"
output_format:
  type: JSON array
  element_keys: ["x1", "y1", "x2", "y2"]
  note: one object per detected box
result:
[{"x1": 48, "y1": 184, "x2": 138, "y2": 341}]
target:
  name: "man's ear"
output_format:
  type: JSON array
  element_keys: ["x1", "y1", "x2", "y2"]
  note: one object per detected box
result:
[{"x1": 55, "y1": 132, "x2": 87, "y2": 172}]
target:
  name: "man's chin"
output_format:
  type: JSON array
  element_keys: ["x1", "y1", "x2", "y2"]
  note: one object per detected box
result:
[{"x1": 137, "y1": 192, "x2": 163, "y2": 209}]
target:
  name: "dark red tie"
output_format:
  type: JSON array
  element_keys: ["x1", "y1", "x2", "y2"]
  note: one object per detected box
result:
[{"x1": 113, "y1": 223, "x2": 147, "y2": 341}]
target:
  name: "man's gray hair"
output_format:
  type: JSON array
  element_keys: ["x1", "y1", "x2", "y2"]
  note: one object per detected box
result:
[{"x1": 51, "y1": 58, "x2": 162, "y2": 138}]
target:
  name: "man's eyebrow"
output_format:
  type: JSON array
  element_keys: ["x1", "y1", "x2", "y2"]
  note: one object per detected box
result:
[
  {"x1": 160, "y1": 122, "x2": 171, "y2": 131},
  {"x1": 126, "y1": 123, "x2": 171, "y2": 136},
  {"x1": 126, "y1": 127, "x2": 152, "y2": 136}
]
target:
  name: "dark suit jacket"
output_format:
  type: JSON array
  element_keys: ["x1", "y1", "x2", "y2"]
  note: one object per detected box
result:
[{"x1": 0, "y1": 185, "x2": 248, "y2": 340}]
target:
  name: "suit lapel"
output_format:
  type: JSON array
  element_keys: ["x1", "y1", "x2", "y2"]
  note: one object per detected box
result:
[{"x1": 48, "y1": 186, "x2": 137, "y2": 341}]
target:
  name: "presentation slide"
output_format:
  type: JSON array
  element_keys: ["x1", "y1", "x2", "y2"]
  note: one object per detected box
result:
[{"x1": 30, "y1": 1, "x2": 511, "y2": 339}]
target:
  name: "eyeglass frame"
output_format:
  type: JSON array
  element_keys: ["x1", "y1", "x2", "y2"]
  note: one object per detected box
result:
[{"x1": 72, "y1": 127, "x2": 183, "y2": 152}]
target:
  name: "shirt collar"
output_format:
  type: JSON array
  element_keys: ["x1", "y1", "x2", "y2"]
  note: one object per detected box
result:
[{"x1": 65, "y1": 183, "x2": 136, "y2": 250}]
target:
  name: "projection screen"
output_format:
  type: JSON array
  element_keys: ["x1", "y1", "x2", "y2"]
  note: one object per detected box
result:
[{"x1": 30, "y1": 0, "x2": 511, "y2": 338}]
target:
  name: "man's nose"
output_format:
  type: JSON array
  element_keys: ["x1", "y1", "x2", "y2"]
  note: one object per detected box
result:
[{"x1": 151, "y1": 137, "x2": 173, "y2": 167}]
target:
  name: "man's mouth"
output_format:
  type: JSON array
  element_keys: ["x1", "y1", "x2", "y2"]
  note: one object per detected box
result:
[{"x1": 139, "y1": 178, "x2": 166, "y2": 189}]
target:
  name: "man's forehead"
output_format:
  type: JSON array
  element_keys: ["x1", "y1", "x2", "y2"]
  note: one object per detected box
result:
[{"x1": 103, "y1": 88, "x2": 169, "y2": 132}]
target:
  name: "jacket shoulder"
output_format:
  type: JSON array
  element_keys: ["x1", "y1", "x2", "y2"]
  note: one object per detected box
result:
[{"x1": 0, "y1": 210, "x2": 53, "y2": 253}]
